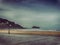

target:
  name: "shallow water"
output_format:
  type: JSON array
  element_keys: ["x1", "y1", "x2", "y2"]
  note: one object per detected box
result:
[{"x1": 0, "y1": 34, "x2": 60, "y2": 45}]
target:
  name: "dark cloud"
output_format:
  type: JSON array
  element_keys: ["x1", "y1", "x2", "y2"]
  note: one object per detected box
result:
[
  {"x1": 0, "y1": 8, "x2": 6, "y2": 11},
  {"x1": 3, "y1": 0, "x2": 23, "y2": 3},
  {"x1": 0, "y1": 8, "x2": 9, "y2": 11},
  {"x1": 0, "y1": 8, "x2": 4, "y2": 11},
  {"x1": 3, "y1": 0, "x2": 59, "y2": 4}
]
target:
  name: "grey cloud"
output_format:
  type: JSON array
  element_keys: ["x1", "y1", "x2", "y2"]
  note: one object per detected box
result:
[
  {"x1": 0, "y1": 0, "x2": 60, "y2": 30},
  {"x1": 0, "y1": 8, "x2": 9, "y2": 11},
  {"x1": 2, "y1": 0, "x2": 59, "y2": 4}
]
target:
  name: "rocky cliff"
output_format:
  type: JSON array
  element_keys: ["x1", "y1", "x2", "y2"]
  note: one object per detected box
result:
[{"x1": 0, "y1": 18, "x2": 24, "y2": 29}]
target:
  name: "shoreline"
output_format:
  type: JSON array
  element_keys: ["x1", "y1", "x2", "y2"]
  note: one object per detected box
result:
[{"x1": 0, "y1": 29, "x2": 60, "y2": 36}]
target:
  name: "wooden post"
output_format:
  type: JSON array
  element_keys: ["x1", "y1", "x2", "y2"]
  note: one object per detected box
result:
[
  {"x1": 8, "y1": 24, "x2": 11, "y2": 34},
  {"x1": 8, "y1": 28, "x2": 10, "y2": 34}
]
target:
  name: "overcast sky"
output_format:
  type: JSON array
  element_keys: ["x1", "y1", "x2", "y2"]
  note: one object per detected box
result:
[{"x1": 0, "y1": 0, "x2": 60, "y2": 30}]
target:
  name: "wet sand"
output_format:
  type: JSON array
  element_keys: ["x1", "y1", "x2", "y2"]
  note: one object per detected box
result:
[
  {"x1": 0, "y1": 29, "x2": 60, "y2": 45},
  {"x1": 0, "y1": 34, "x2": 60, "y2": 45}
]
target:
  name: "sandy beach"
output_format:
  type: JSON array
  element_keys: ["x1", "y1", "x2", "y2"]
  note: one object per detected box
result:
[{"x1": 0, "y1": 29, "x2": 60, "y2": 36}]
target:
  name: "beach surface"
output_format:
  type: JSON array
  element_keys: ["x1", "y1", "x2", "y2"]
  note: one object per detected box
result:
[
  {"x1": 0, "y1": 34, "x2": 60, "y2": 45},
  {"x1": 0, "y1": 29, "x2": 60, "y2": 45},
  {"x1": 0, "y1": 29, "x2": 60, "y2": 35}
]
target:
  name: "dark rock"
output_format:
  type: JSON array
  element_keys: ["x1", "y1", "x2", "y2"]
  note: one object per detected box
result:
[
  {"x1": 32, "y1": 26, "x2": 40, "y2": 29},
  {"x1": 0, "y1": 18, "x2": 24, "y2": 29}
]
